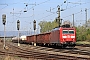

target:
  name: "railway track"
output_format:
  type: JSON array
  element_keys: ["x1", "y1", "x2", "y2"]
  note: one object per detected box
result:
[
  {"x1": 0, "y1": 41, "x2": 88, "y2": 60},
  {"x1": 0, "y1": 49, "x2": 89, "y2": 60},
  {"x1": 23, "y1": 44, "x2": 90, "y2": 56},
  {"x1": 76, "y1": 44, "x2": 90, "y2": 47}
]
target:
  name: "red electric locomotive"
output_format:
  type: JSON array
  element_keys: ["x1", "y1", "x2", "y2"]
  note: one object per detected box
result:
[{"x1": 50, "y1": 26, "x2": 76, "y2": 47}]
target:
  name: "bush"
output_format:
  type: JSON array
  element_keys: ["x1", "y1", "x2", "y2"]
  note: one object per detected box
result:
[{"x1": 86, "y1": 34, "x2": 90, "y2": 41}]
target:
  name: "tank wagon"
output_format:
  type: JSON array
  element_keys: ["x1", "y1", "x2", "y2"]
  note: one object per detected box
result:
[{"x1": 12, "y1": 35, "x2": 26, "y2": 43}]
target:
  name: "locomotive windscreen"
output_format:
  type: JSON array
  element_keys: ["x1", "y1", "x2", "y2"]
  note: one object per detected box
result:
[
  {"x1": 69, "y1": 30, "x2": 74, "y2": 34},
  {"x1": 63, "y1": 30, "x2": 68, "y2": 34},
  {"x1": 63, "y1": 30, "x2": 74, "y2": 34}
]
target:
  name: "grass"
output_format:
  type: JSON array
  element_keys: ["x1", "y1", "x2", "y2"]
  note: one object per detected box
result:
[{"x1": 76, "y1": 41, "x2": 90, "y2": 44}]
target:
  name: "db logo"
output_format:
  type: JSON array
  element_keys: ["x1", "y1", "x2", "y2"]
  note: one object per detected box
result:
[{"x1": 67, "y1": 35, "x2": 70, "y2": 38}]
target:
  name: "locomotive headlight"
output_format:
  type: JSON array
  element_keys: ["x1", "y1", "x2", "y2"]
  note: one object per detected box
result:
[
  {"x1": 62, "y1": 36, "x2": 67, "y2": 38},
  {"x1": 71, "y1": 36, "x2": 75, "y2": 38}
]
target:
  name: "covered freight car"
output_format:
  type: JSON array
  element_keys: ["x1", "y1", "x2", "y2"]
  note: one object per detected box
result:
[{"x1": 26, "y1": 32, "x2": 51, "y2": 46}]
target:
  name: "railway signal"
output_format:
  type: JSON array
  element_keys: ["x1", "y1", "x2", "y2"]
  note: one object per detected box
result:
[
  {"x1": 2, "y1": 14, "x2": 6, "y2": 49},
  {"x1": 17, "y1": 20, "x2": 20, "y2": 30},
  {"x1": 2, "y1": 14, "x2": 6, "y2": 25},
  {"x1": 33, "y1": 20, "x2": 36, "y2": 30},
  {"x1": 56, "y1": 5, "x2": 61, "y2": 27},
  {"x1": 56, "y1": 5, "x2": 64, "y2": 27},
  {"x1": 17, "y1": 20, "x2": 20, "y2": 46}
]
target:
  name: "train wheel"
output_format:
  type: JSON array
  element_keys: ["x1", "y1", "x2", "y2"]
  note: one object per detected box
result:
[
  {"x1": 61, "y1": 45, "x2": 67, "y2": 48},
  {"x1": 44, "y1": 43, "x2": 46, "y2": 46}
]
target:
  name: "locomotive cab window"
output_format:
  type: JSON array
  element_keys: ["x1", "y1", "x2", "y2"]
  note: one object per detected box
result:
[
  {"x1": 69, "y1": 30, "x2": 74, "y2": 34},
  {"x1": 62, "y1": 30, "x2": 68, "y2": 34}
]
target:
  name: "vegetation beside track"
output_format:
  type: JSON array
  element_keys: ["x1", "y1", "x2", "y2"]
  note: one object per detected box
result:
[
  {"x1": 76, "y1": 41, "x2": 90, "y2": 44},
  {"x1": 76, "y1": 41, "x2": 90, "y2": 47}
]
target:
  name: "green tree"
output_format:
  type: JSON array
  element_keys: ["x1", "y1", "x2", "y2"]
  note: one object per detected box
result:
[
  {"x1": 51, "y1": 20, "x2": 58, "y2": 28},
  {"x1": 38, "y1": 20, "x2": 58, "y2": 33},
  {"x1": 76, "y1": 19, "x2": 90, "y2": 41},
  {"x1": 38, "y1": 21, "x2": 47, "y2": 33}
]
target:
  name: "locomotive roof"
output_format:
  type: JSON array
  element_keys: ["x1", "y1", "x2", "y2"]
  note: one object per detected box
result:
[
  {"x1": 52, "y1": 27, "x2": 60, "y2": 31},
  {"x1": 52, "y1": 27, "x2": 75, "y2": 31},
  {"x1": 62, "y1": 27, "x2": 75, "y2": 30}
]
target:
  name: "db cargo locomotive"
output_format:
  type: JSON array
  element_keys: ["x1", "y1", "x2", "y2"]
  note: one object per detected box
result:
[{"x1": 12, "y1": 24, "x2": 76, "y2": 48}]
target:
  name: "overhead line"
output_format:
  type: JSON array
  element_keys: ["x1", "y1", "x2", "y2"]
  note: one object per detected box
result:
[
  {"x1": 64, "y1": 2, "x2": 90, "y2": 10},
  {"x1": 38, "y1": 13, "x2": 55, "y2": 21},
  {"x1": 27, "y1": 0, "x2": 50, "y2": 10},
  {"x1": 43, "y1": 1, "x2": 90, "y2": 19},
  {"x1": 62, "y1": 8, "x2": 90, "y2": 19},
  {"x1": 0, "y1": 0, "x2": 27, "y2": 10}
]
